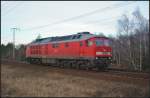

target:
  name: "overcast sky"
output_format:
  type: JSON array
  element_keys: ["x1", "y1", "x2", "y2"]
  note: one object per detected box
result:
[{"x1": 1, "y1": 1, "x2": 149, "y2": 45}]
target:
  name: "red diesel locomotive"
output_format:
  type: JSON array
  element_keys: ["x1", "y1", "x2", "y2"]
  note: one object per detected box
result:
[{"x1": 26, "y1": 32, "x2": 112, "y2": 69}]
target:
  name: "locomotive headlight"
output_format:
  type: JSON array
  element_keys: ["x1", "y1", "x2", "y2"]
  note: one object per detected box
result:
[
  {"x1": 107, "y1": 52, "x2": 111, "y2": 55},
  {"x1": 96, "y1": 52, "x2": 111, "y2": 55},
  {"x1": 96, "y1": 52, "x2": 103, "y2": 55},
  {"x1": 106, "y1": 52, "x2": 111, "y2": 55}
]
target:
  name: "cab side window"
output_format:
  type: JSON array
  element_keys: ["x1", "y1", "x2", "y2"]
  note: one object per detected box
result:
[
  {"x1": 86, "y1": 40, "x2": 93, "y2": 47},
  {"x1": 80, "y1": 42, "x2": 83, "y2": 46}
]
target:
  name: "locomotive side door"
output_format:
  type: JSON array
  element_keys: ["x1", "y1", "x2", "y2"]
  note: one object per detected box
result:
[
  {"x1": 79, "y1": 41, "x2": 84, "y2": 57},
  {"x1": 84, "y1": 39, "x2": 95, "y2": 58}
]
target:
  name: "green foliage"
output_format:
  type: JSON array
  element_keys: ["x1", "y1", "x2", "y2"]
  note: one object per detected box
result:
[
  {"x1": 1, "y1": 43, "x2": 14, "y2": 58},
  {"x1": 36, "y1": 34, "x2": 42, "y2": 40},
  {"x1": 1, "y1": 43, "x2": 26, "y2": 61}
]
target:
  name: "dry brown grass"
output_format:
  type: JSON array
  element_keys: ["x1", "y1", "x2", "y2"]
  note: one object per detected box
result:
[{"x1": 1, "y1": 64, "x2": 149, "y2": 97}]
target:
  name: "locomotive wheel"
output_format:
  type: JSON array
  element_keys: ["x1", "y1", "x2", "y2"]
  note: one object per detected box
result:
[
  {"x1": 75, "y1": 62, "x2": 81, "y2": 69},
  {"x1": 60, "y1": 62, "x2": 65, "y2": 68},
  {"x1": 38, "y1": 58, "x2": 42, "y2": 64},
  {"x1": 97, "y1": 66, "x2": 106, "y2": 71},
  {"x1": 76, "y1": 64, "x2": 80, "y2": 69},
  {"x1": 85, "y1": 61, "x2": 92, "y2": 71},
  {"x1": 71, "y1": 62, "x2": 76, "y2": 69},
  {"x1": 69, "y1": 63, "x2": 72, "y2": 68},
  {"x1": 64, "y1": 61, "x2": 69, "y2": 68},
  {"x1": 88, "y1": 67, "x2": 92, "y2": 70},
  {"x1": 86, "y1": 67, "x2": 89, "y2": 70}
]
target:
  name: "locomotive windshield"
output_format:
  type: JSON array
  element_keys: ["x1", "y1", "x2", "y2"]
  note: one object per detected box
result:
[{"x1": 95, "y1": 39, "x2": 110, "y2": 46}]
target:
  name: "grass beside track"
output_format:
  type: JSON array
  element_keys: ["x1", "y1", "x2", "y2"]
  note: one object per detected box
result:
[{"x1": 1, "y1": 61, "x2": 150, "y2": 97}]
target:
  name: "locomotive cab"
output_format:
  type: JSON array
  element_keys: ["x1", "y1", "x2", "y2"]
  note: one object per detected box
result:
[
  {"x1": 84, "y1": 37, "x2": 112, "y2": 68},
  {"x1": 26, "y1": 32, "x2": 112, "y2": 69},
  {"x1": 94, "y1": 37, "x2": 112, "y2": 68},
  {"x1": 95, "y1": 37, "x2": 112, "y2": 57}
]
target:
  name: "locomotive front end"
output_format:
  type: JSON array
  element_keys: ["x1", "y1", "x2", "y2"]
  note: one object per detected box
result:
[{"x1": 94, "y1": 37, "x2": 112, "y2": 68}]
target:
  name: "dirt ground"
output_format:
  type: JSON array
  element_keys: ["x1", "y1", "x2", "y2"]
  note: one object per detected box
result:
[{"x1": 1, "y1": 63, "x2": 149, "y2": 97}]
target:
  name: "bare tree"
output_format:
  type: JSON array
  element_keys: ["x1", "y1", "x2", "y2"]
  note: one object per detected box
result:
[
  {"x1": 115, "y1": 7, "x2": 149, "y2": 71},
  {"x1": 132, "y1": 7, "x2": 149, "y2": 70},
  {"x1": 117, "y1": 14, "x2": 136, "y2": 69}
]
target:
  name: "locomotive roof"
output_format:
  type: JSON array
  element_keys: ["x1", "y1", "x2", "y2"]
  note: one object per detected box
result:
[{"x1": 29, "y1": 32, "x2": 108, "y2": 45}]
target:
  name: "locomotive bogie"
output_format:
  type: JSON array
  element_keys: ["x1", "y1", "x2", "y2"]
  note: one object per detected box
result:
[{"x1": 26, "y1": 56, "x2": 111, "y2": 69}]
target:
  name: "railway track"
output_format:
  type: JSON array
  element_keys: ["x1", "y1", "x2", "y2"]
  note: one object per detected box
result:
[
  {"x1": 106, "y1": 67, "x2": 149, "y2": 73},
  {"x1": 1, "y1": 59, "x2": 150, "y2": 86},
  {"x1": 104, "y1": 68, "x2": 149, "y2": 79}
]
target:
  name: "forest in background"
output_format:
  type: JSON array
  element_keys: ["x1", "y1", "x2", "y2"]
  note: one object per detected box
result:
[
  {"x1": 110, "y1": 7, "x2": 149, "y2": 71},
  {"x1": 1, "y1": 8, "x2": 149, "y2": 71}
]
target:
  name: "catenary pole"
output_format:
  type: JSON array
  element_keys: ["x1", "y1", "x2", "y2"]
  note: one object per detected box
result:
[{"x1": 11, "y1": 27, "x2": 19, "y2": 59}]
